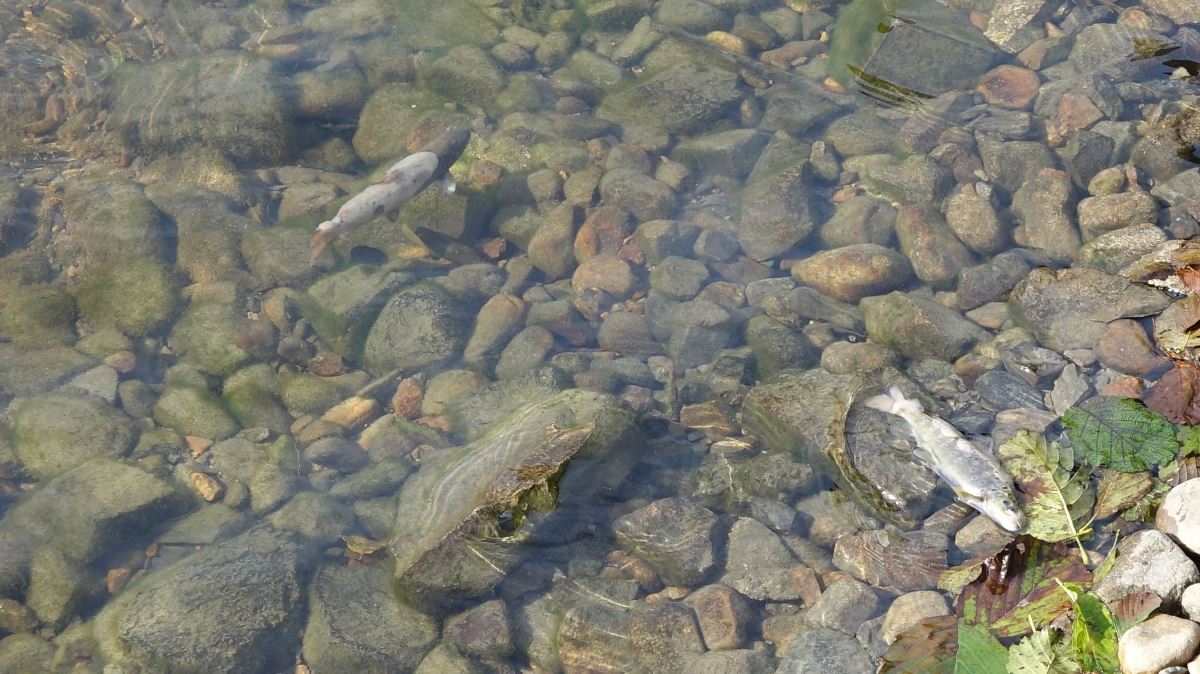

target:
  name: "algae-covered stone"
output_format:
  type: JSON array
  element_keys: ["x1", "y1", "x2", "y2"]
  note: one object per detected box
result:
[
  {"x1": 0, "y1": 634, "x2": 55, "y2": 672},
  {"x1": 861, "y1": 291, "x2": 985, "y2": 361},
  {"x1": 12, "y1": 392, "x2": 136, "y2": 478},
  {"x1": 240, "y1": 226, "x2": 319, "y2": 289},
  {"x1": 109, "y1": 54, "x2": 292, "y2": 163},
  {"x1": 100, "y1": 526, "x2": 311, "y2": 674},
  {"x1": 169, "y1": 301, "x2": 252, "y2": 376},
  {"x1": 597, "y1": 62, "x2": 741, "y2": 136},
  {"x1": 428, "y1": 45, "x2": 505, "y2": 107},
  {"x1": 392, "y1": 389, "x2": 636, "y2": 608},
  {"x1": 26, "y1": 546, "x2": 88, "y2": 630},
  {"x1": 61, "y1": 178, "x2": 166, "y2": 265},
  {"x1": 745, "y1": 314, "x2": 818, "y2": 379},
  {"x1": 222, "y1": 364, "x2": 292, "y2": 434},
  {"x1": 299, "y1": 266, "x2": 420, "y2": 357},
  {"x1": 0, "y1": 459, "x2": 187, "y2": 563},
  {"x1": 0, "y1": 283, "x2": 75, "y2": 348},
  {"x1": 0, "y1": 345, "x2": 95, "y2": 398},
  {"x1": 362, "y1": 283, "x2": 474, "y2": 375},
  {"x1": 671, "y1": 128, "x2": 768, "y2": 179},
  {"x1": 154, "y1": 385, "x2": 239, "y2": 440},
  {"x1": 144, "y1": 184, "x2": 249, "y2": 284},
  {"x1": 267, "y1": 492, "x2": 355, "y2": 546},
  {"x1": 278, "y1": 369, "x2": 370, "y2": 417},
  {"x1": 75, "y1": 256, "x2": 178, "y2": 337},
  {"x1": 352, "y1": 84, "x2": 450, "y2": 165},
  {"x1": 303, "y1": 563, "x2": 438, "y2": 674}
]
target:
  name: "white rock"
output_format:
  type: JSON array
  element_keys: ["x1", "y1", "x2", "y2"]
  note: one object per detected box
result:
[
  {"x1": 1191, "y1": 653, "x2": 1200, "y2": 674},
  {"x1": 1093, "y1": 530, "x2": 1199, "y2": 607},
  {"x1": 881, "y1": 590, "x2": 951, "y2": 645},
  {"x1": 1119, "y1": 614, "x2": 1200, "y2": 674},
  {"x1": 1158, "y1": 478, "x2": 1200, "y2": 556},
  {"x1": 1185, "y1": 584, "x2": 1200, "y2": 623}
]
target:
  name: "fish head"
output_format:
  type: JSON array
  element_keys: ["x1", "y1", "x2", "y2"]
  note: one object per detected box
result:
[
  {"x1": 969, "y1": 488, "x2": 1027, "y2": 533},
  {"x1": 424, "y1": 128, "x2": 471, "y2": 177}
]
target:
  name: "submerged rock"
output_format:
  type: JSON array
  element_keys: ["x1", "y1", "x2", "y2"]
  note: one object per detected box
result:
[
  {"x1": 362, "y1": 283, "x2": 475, "y2": 375},
  {"x1": 613, "y1": 498, "x2": 719, "y2": 587},
  {"x1": 597, "y1": 62, "x2": 741, "y2": 136},
  {"x1": 390, "y1": 389, "x2": 636, "y2": 608},
  {"x1": 12, "y1": 392, "x2": 136, "y2": 478}
]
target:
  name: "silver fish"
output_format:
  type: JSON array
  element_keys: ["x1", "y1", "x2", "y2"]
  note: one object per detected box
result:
[
  {"x1": 864, "y1": 385, "x2": 1026, "y2": 533},
  {"x1": 310, "y1": 128, "x2": 471, "y2": 264}
]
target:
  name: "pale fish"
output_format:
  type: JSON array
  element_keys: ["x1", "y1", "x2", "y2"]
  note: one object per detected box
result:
[
  {"x1": 310, "y1": 128, "x2": 471, "y2": 263},
  {"x1": 863, "y1": 385, "x2": 1027, "y2": 533}
]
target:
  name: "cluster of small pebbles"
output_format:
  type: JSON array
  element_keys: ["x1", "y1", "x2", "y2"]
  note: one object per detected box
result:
[{"x1": 3, "y1": 0, "x2": 1200, "y2": 672}]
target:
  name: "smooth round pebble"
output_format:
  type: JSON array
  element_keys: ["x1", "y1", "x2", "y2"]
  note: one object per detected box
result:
[
  {"x1": 1119, "y1": 614, "x2": 1200, "y2": 674},
  {"x1": 1158, "y1": 479, "x2": 1200, "y2": 556}
]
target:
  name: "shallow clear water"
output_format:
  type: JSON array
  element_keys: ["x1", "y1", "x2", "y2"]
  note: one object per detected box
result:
[{"x1": 0, "y1": 0, "x2": 1197, "y2": 672}]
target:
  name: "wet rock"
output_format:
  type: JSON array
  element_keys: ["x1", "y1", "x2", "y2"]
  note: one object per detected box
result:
[
  {"x1": 303, "y1": 437, "x2": 368, "y2": 473},
  {"x1": 614, "y1": 498, "x2": 719, "y2": 587},
  {"x1": 573, "y1": 256, "x2": 637, "y2": 299},
  {"x1": 301, "y1": 265, "x2": 418, "y2": 357},
  {"x1": 103, "y1": 526, "x2": 311, "y2": 674},
  {"x1": 144, "y1": 185, "x2": 248, "y2": 284},
  {"x1": 895, "y1": 204, "x2": 974, "y2": 288},
  {"x1": 1075, "y1": 223, "x2": 1167, "y2": 274},
  {"x1": 820, "y1": 196, "x2": 896, "y2": 249},
  {"x1": 862, "y1": 292, "x2": 985, "y2": 361},
  {"x1": 302, "y1": 563, "x2": 437, "y2": 673},
  {"x1": 0, "y1": 345, "x2": 95, "y2": 398},
  {"x1": 977, "y1": 65, "x2": 1039, "y2": 109},
  {"x1": 655, "y1": 0, "x2": 728, "y2": 33},
  {"x1": 111, "y1": 54, "x2": 291, "y2": 163},
  {"x1": 651, "y1": 256, "x2": 709, "y2": 301},
  {"x1": 599, "y1": 168, "x2": 676, "y2": 223},
  {"x1": 979, "y1": 138, "x2": 1056, "y2": 194},
  {"x1": 0, "y1": 283, "x2": 74, "y2": 349},
  {"x1": 76, "y1": 256, "x2": 178, "y2": 337},
  {"x1": 1096, "y1": 318, "x2": 1171, "y2": 377},
  {"x1": 170, "y1": 301, "x2": 253, "y2": 376},
  {"x1": 444, "y1": 599, "x2": 512, "y2": 658},
  {"x1": 279, "y1": 369, "x2": 369, "y2": 417},
  {"x1": 67, "y1": 364, "x2": 120, "y2": 403},
  {"x1": 634, "y1": 220, "x2": 700, "y2": 265},
  {"x1": 954, "y1": 515, "x2": 1015, "y2": 559},
  {"x1": 1093, "y1": 529, "x2": 1199, "y2": 608},
  {"x1": 738, "y1": 165, "x2": 814, "y2": 261},
  {"x1": 351, "y1": 84, "x2": 453, "y2": 165},
  {"x1": 746, "y1": 315, "x2": 818, "y2": 379},
  {"x1": 820, "y1": 341, "x2": 899, "y2": 375},
  {"x1": 1157, "y1": 479, "x2": 1200, "y2": 557},
  {"x1": 860, "y1": 154, "x2": 952, "y2": 205},
  {"x1": 362, "y1": 283, "x2": 474, "y2": 375},
  {"x1": 791, "y1": 244, "x2": 912, "y2": 303},
  {"x1": 391, "y1": 389, "x2": 636, "y2": 608},
  {"x1": 1077, "y1": 191, "x2": 1158, "y2": 241},
  {"x1": 1119, "y1": 614, "x2": 1200, "y2": 674},
  {"x1": 12, "y1": 392, "x2": 136, "y2": 478},
  {"x1": 719, "y1": 518, "x2": 804, "y2": 601},
  {"x1": 557, "y1": 601, "x2": 631, "y2": 673},
  {"x1": 881, "y1": 591, "x2": 951, "y2": 645},
  {"x1": 826, "y1": 111, "x2": 898, "y2": 157},
  {"x1": 26, "y1": 546, "x2": 87, "y2": 630},
  {"x1": 240, "y1": 226, "x2": 319, "y2": 288},
  {"x1": 688, "y1": 649, "x2": 773, "y2": 674},
  {"x1": 685, "y1": 585, "x2": 753, "y2": 651},
  {"x1": 427, "y1": 45, "x2": 504, "y2": 107},
  {"x1": 976, "y1": 369, "x2": 1045, "y2": 410},
  {"x1": 598, "y1": 62, "x2": 740, "y2": 135},
  {"x1": 957, "y1": 251, "x2": 1034, "y2": 311},
  {"x1": 778, "y1": 628, "x2": 874, "y2": 674},
  {"x1": 0, "y1": 633, "x2": 55, "y2": 671},
  {"x1": 0, "y1": 459, "x2": 186, "y2": 565},
  {"x1": 944, "y1": 185, "x2": 1006, "y2": 255},
  {"x1": 631, "y1": 600, "x2": 707, "y2": 672},
  {"x1": 62, "y1": 178, "x2": 167, "y2": 265},
  {"x1": 1011, "y1": 168, "x2": 1080, "y2": 263},
  {"x1": 668, "y1": 299, "x2": 735, "y2": 369},
  {"x1": 1008, "y1": 267, "x2": 1171, "y2": 351},
  {"x1": 833, "y1": 529, "x2": 949, "y2": 591},
  {"x1": 154, "y1": 384, "x2": 240, "y2": 440},
  {"x1": 805, "y1": 577, "x2": 882, "y2": 635},
  {"x1": 671, "y1": 128, "x2": 768, "y2": 179}
]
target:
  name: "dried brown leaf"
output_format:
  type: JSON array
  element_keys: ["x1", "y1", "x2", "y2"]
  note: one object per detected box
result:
[{"x1": 1092, "y1": 469, "x2": 1155, "y2": 521}]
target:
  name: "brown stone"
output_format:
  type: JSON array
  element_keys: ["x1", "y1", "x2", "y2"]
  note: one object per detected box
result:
[
  {"x1": 895, "y1": 204, "x2": 974, "y2": 289},
  {"x1": 791, "y1": 244, "x2": 913, "y2": 302},
  {"x1": 322, "y1": 395, "x2": 381, "y2": 429},
  {"x1": 190, "y1": 472, "x2": 225, "y2": 502},
  {"x1": 574, "y1": 206, "x2": 632, "y2": 263},
  {"x1": 685, "y1": 585, "x2": 754, "y2": 651},
  {"x1": 391, "y1": 377, "x2": 423, "y2": 420},
  {"x1": 1096, "y1": 319, "x2": 1171, "y2": 377},
  {"x1": 1047, "y1": 91, "x2": 1104, "y2": 145},
  {"x1": 679, "y1": 401, "x2": 738, "y2": 439},
  {"x1": 832, "y1": 529, "x2": 948, "y2": 592},
  {"x1": 976, "y1": 65, "x2": 1040, "y2": 110},
  {"x1": 1100, "y1": 375, "x2": 1144, "y2": 398},
  {"x1": 572, "y1": 255, "x2": 638, "y2": 299}
]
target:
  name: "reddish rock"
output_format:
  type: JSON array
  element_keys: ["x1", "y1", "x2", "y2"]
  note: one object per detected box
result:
[
  {"x1": 1097, "y1": 319, "x2": 1171, "y2": 377},
  {"x1": 1100, "y1": 375, "x2": 1145, "y2": 398},
  {"x1": 572, "y1": 255, "x2": 637, "y2": 298},
  {"x1": 685, "y1": 585, "x2": 754, "y2": 651},
  {"x1": 1047, "y1": 91, "x2": 1104, "y2": 145},
  {"x1": 791, "y1": 244, "x2": 913, "y2": 302},
  {"x1": 976, "y1": 65, "x2": 1040, "y2": 110},
  {"x1": 574, "y1": 206, "x2": 631, "y2": 263}
]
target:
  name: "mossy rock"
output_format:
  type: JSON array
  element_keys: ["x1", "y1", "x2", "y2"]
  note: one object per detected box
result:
[
  {"x1": 61, "y1": 178, "x2": 166, "y2": 265},
  {"x1": 153, "y1": 385, "x2": 240, "y2": 440},
  {"x1": 351, "y1": 84, "x2": 449, "y2": 166},
  {"x1": 168, "y1": 301, "x2": 252, "y2": 376},
  {"x1": 75, "y1": 256, "x2": 178, "y2": 337},
  {"x1": 426, "y1": 45, "x2": 505, "y2": 108},
  {"x1": 0, "y1": 283, "x2": 76, "y2": 349},
  {"x1": 12, "y1": 392, "x2": 137, "y2": 479}
]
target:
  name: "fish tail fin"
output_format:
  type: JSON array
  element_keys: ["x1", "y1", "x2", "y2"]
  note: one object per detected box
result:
[{"x1": 863, "y1": 385, "x2": 924, "y2": 415}]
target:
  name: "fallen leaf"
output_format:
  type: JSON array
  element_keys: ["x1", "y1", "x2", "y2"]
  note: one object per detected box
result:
[
  {"x1": 880, "y1": 615, "x2": 958, "y2": 674},
  {"x1": 1071, "y1": 592, "x2": 1119, "y2": 673},
  {"x1": 955, "y1": 620, "x2": 1008, "y2": 674},
  {"x1": 1092, "y1": 469, "x2": 1155, "y2": 521},
  {"x1": 1006, "y1": 628, "x2": 1080, "y2": 674},
  {"x1": 997, "y1": 433, "x2": 1093, "y2": 556},
  {"x1": 1061, "y1": 397, "x2": 1178, "y2": 472},
  {"x1": 1142, "y1": 363, "x2": 1200, "y2": 424},
  {"x1": 1108, "y1": 591, "x2": 1160, "y2": 635},
  {"x1": 1177, "y1": 266, "x2": 1200, "y2": 295}
]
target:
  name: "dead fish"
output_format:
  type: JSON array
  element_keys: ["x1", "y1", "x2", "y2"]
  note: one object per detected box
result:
[
  {"x1": 310, "y1": 128, "x2": 470, "y2": 264},
  {"x1": 864, "y1": 385, "x2": 1027, "y2": 533}
]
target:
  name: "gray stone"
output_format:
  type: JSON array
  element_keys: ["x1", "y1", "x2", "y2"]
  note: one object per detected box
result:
[
  {"x1": 944, "y1": 185, "x2": 1006, "y2": 255},
  {"x1": 1152, "y1": 168, "x2": 1200, "y2": 207},
  {"x1": 302, "y1": 564, "x2": 438, "y2": 673},
  {"x1": 651, "y1": 256, "x2": 710, "y2": 301},
  {"x1": 1008, "y1": 267, "x2": 1171, "y2": 351},
  {"x1": 834, "y1": 529, "x2": 949, "y2": 591},
  {"x1": 299, "y1": 265, "x2": 413, "y2": 357},
  {"x1": 444, "y1": 599, "x2": 512, "y2": 658},
  {"x1": 630, "y1": 601, "x2": 707, "y2": 672},
  {"x1": 1011, "y1": 168, "x2": 1079, "y2": 263},
  {"x1": 895, "y1": 204, "x2": 974, "y2": 289},
  {"x1": 881, "y1": 591, "x2": 951, "y2": 644},
  {"x1": 169, "y1": 300, "x2": 253, "y2": 376},
  {"x1": 954, "y1": 515, "x2": 1015, "y2": 559},
  {"x1": 745, "y1": 315, "x2": 818, "y2": 379},
  {"x1": 862, "y1": 292, "x2": 985, "y2": 361},
  {"x1": 597, "y1": 62, "x2": 741, "y2": 135},
  {"x1": 826, "y1": 111, "x2": 899, "y2": 157},
  {"x1": 1077, "y1": 191, "x2": 1159, "y2": 241},
  {"x1": 599, "y1": 168, "x2": 676, "y2": 223},
  {"x1": 110, "y1": 54, "x2": 291, "y2": 163},
  {"x1": 267, "y1": 491, "x2": 356, "y2": 546},
  {"x1": 738, "y1": 165, "x2": 814, "y2": 261},
  {"x1": 805, "y1": 578, "x2": 882, "y2": 634},
  {"x1": 1094, "y1": 530, "x2": 1200, "y2": 608},
  {"x1": 975, "y1": 369, "x2": 1045, "y2": 411},
  {"x1": 671, "y1": 129, "x2": 767, "y2": 179},
  {"x1": 1157, "y1": 478, "x2": 1200, "y2": 557},
  {"x1": 979, "y1": 137, "x2": 1056, "y2": 194},
  {"x1": 1076, "y1": 223, "x2": 1167, "y2": 274},
  {"x1": 686, "y1": 649, "x2": 773, "y2": 674},
  {"x1": 105, "y1": 527, "x2": 311, "y2": 674},
  {"x1": 12, "y1": 392, "x2": 136, "y2": 478},
  {"x1": 820, "y1": 196, "x2": 897, "y2": 249},
  {"x1": 719, "y1": 518, "x2": 802, "y2": 601},
  {"x1": 1119, "y1": 615, "x2": 1200, "y2": 674},
  {"x1": 861, "y1": 154, "x2": 953, "y2": 204},
  {"x1": 655, "y1": 0, "x2": 729, "y2": 33},
  {"x1": 957, "y1": 250, "x2": 1033, "y2": 311},
  {"x1": 1183, "y1": 584, "x2": 1200, "y2": 623},
  {"x1": 613, "y1": 498, "x2": 719, "y2": 586},
  {"x1": 362, "y1": 283, "x2": 474, "y2": 375},
  {"x1": 777, "y1": 628, "x2": 874, "y2": 674},
  {"x1": 668, "y1": 299, "x2": 735, "y2": 369}
]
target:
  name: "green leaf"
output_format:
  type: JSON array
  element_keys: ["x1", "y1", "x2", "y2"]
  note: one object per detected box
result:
[
  {"x1": 939, "y1": 559, "x2": 984, "y2": 595},
  {"x1": 1177, "y1": 424, "x2": 1200, "y2": 456},
  {"x1": 1062, "y1": 397, "x2": 1177, "y2": 472},
  {"x1": 996, "y1": 432, "x2": 1093, "y2": 556},
  {"x1": 1092, "y1": 469, "x2": 1154, "y2": 520},
  {"x1": 1072, "y1": 593, "x2": 1119, "y2": 673},
  {"x1": 1006, "y1": 629, "x2": 1080, "y2": 674},
  {"x1": 956, "y1": 620, "x2": 1008, "y2": 674},
  {"x1": 881, "y1": 615, "x2": 958, "y2": 674}
]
